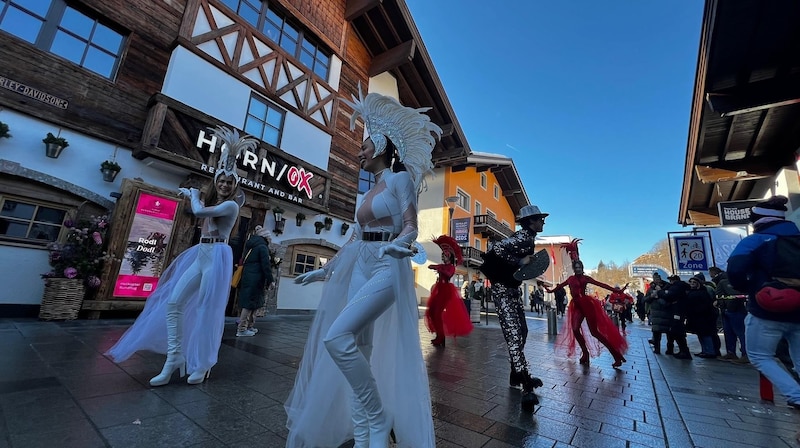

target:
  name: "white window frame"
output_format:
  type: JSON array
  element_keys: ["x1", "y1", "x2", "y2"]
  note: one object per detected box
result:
[
  {"x1": 480, "y1": 172, "x2": 487, "y2": 190},
  {"x1": 475, "y1": 201, "x2": 482, "y2": 216},
  {"x1": 493, "y1": 184, "x2": 500, "y2": 200},
  {"x1": 456, "y1": 188, "x2": 471, "y2": 212}
]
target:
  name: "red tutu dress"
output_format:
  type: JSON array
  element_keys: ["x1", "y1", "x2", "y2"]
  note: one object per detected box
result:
[
  {"x1": 425, "y1": 263, "x2": 473, "y2": 342},
  {"x1": 553, "y1": 274, "x2": 628, "y2": 362}
]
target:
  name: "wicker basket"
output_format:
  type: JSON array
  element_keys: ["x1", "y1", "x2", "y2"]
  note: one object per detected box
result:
[{"x1": 39, "y1": 278, "x2": 85, "y2": 320}]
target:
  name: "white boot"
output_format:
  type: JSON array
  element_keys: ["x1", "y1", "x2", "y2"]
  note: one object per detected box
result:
[
  {"x1": 187, "y1": 369, "x2": 210, "y2": 385},
  {"x1": 352, "y1": 394, "x2": 369, "y2": 448},
  {"x1": 150, "y1": 303, "x2": 185, "y2": 386},
  {"x1": 324, "y1": 333, "x2": 392, "y2": 448}
]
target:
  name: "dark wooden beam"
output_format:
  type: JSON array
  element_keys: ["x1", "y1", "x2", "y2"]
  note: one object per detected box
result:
[
  {"x1": 439, "y1": 123, "x2": 454, "y2": 137},
  {"x1": 345, "y1": 0, "x2": 382, "y2": 21},
  {"x1": 368, "y1": 40, "x2": 416, "y2": 77},
  {"x1": 706, "y1": 75, "x2": 800, "y2": 117},
  {"x1": 688, "y1": 209, "x2": 721, "y2": 226},
  {"x1": 694, "y1": 161, "x2": 773, "y2": 184}
]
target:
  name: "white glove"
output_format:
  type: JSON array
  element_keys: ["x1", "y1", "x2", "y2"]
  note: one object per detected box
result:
[
  {"x1": 178, "y1": 187, "x2": 191, "y2": 197},
  {"x1": 294, "y1": 268, "x2": 326, "y2": 285},
  {"x1": 378, "y1": 243, "x2": 413, "y2": 259}
]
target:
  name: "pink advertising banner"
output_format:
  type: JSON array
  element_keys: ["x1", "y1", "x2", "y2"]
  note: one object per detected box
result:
[{"x1": 113, "y1": 192, "x2": 179, "y2": 299}]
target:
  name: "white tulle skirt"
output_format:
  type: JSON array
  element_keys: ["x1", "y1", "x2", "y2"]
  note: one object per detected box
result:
[
  {"x1": 284, "y1": 242, "x2": 435, "y2": 448},
  {"x1": 105, "y1": 243, "x2": 233, "y2": 374}
]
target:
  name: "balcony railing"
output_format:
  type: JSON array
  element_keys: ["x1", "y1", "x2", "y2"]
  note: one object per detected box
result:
[
  {"x1": 460, "y1": 245, "x2": 485, "y2": 267},
  {"x1": 473, "y1": 214, "x2": 514, "y2": 240}
]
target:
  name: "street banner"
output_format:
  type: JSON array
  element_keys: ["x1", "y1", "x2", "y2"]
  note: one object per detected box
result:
[
  {"x1": 673, "y1": 235, "x2": 709, "y2": 271},
  {"x1": 113, "y1": 192, "x2": 179, "y2": 298},
  {"x1": 452, "y1": 217, "x2": 471, "y2": 243}
]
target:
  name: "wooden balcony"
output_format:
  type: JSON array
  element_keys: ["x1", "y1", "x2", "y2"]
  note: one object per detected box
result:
[
  {"x1": 473, "y1": 214, "x2": 514, "y2": 240},
  {"x1": 460, "y1": 245, "x2": 485, "y2": 268}
]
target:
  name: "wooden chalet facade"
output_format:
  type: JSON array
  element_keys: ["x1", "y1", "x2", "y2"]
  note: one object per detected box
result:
[{"x1": 0, "y1": 0, "x2": 471, "y2": 315}]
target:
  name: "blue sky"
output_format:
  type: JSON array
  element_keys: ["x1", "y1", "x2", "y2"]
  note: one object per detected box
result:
[{"x1": 405, "y1": 0, "x2": 705, "y2": 269}]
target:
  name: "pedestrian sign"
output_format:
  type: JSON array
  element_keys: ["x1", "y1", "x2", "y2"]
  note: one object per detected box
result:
[{"x1": 673, "y1": 236, "x2": 708, "y2": 271}]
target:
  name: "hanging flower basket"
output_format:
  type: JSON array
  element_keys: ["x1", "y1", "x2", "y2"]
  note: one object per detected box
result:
[
  {"x1": 295, "y1": 213, "x2": 306, "y2": 226},
  {"x1": 314, "y1": 221, "x2": 325, "y2": 234},
  {"x1": 39, "y1": 278, "x2": 85, "y2": 320},
  {"x1": 324, "y1": 216, "x2": 333, "y2": 231},
  {"x1": 43, "y1": 132, "x2": 69, "y2": 159},
  {"x1": 100, "y1": 160, "x2": 121, "y2": 182}
]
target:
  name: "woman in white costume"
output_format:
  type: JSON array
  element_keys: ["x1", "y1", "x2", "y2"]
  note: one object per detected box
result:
[
  {"x1": 284, "y1": 88, "x2": 440, "y2": 448},
  {"x1": 106, "y1": 127, "x2": 255, "y2": 385}
]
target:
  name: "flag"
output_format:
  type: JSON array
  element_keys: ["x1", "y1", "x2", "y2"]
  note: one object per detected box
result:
[{"x1": 549, "y1": 247, "x2": 556, "y2": 266}]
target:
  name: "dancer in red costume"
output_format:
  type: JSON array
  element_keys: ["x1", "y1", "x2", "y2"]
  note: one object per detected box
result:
[
  {"x1": 547, "y1": 239, "x2": 629, "y2": 367},
  {"x1": 425, "y1": 235, "x2": 473, "y2": 347}
]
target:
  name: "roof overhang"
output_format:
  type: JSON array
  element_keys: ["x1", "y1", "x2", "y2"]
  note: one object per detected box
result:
[
  {"x1": 450, "y1": 152, "x2": 530, "y2": 215},
  {"x1": 679, "y1": 0, "x2": 800, "y2": 227},
  {"x1": 346, "y1": 0, "x2": 471, "y2": 167}
]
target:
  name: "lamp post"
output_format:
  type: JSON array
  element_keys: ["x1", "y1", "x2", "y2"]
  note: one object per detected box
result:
[{"x1": 445, "y1": 195, "x2": 459, "y2": 238}]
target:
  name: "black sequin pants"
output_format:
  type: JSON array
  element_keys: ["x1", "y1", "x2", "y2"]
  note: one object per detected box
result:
[{"x1": 492, "y1": 283, "x2": 529, "y2": 373}]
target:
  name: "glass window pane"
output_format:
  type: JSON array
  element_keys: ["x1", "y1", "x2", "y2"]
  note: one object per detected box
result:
[
  {"x1": 261, "y1": 22, "x2": 280, "y2": 42},
  {"x1": 51, "y1": 30, "x2": 86, "y2": 64},
  {"x1": 29, "y1": 223, "x2": 60, "y2": 241},
  {"x1": 35, "y1": 207, "x2": 66, "y2": 224},
  {"x1": 279, "y1": 35, "x2": 296, "y2": 54},
  {"x1": 92, "y1": 23, "x2": 122, "y2": 54},
  {"x1": 240, "y1": 5, "x2": 258, "y2": 27},
  {"x1": 0, "y1": 219, "x2": 28, "y2": 238},
  {"x1": 283, "y1": 22, "x2": 298, "y2": 40},
  {"x1": 266, "y1": 9, "x2": 281, "y2": 25},
  {"x1": 316, "y1": 51, "x2": 329, "y2": 67},
  {"x1": 220, "y1": 0, "x2": 239, "y2": 11},
  {"x1": 83, "y1": 46, "x2": 115, "y2": 77},
  {"x1": 244, "y1": 117, "x2": 264, "y2": 138},
  {"x1": 313, "y1": 63, "x2": 328, "y2": 79},
  {"x1": 14, "y1": 0, "x2": 51, "y2": 16},
  {"x1": 60, "y1": 7, "x2": 94, "y2": 39},
  {"x1": 248, "y1": 97, "x2": 267, "y2": 119},
  {"x1": 262, "y1": 126, "x2": 279, "y2": 146},
  {"x1": 0, "y1": 200, "x2": 35, "y2": 219},
  {"x1": 301, "y1": 39, "x2": 314, "y2": 54},
  {"x1": 265, "y1": 107, "x2": 283, "y2": 128},
  {"x1": 299, "y1": 49, "x2": 314, "y2": 68},
  {"x1": 0, "y1": 6, "x2": 44, "y2": 43}
]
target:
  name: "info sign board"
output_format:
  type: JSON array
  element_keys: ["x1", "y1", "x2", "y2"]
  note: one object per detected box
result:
[
  {"x1": 673, "y1": 235, "x2": 709, "y2": 271},
  {"x1": 113, "y1": 192, "x2": 180, "y2": 298}
]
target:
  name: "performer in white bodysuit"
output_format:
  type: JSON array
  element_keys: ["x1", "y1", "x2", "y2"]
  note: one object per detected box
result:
[
  {"x1": 106, "y1": 127, "x2": 256, "y2": 385},
  {"x1": 285, "y1": 89, "x2": 440, "y2": 448}
]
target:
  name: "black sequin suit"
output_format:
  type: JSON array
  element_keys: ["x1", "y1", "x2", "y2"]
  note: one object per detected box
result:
[{"x1": 481, "y1": 228, "x2": 536, "y2": 374}]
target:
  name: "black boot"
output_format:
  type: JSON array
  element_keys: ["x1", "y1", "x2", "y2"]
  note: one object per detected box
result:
[
  {"x1": 520, "y1": 374, "x2": 542, "y2": 412},
  {"x1": 509, "y1": 371, "x2": 522, "y2": 388},
  {"x1": 673, "y1": 351, "x2": 692, "y2": 360}
]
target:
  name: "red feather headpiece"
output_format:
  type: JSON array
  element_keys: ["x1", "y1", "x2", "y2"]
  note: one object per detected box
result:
[
  {"x1": 564, "y1": 238, "x2": 582, "y2": 262},
  {"x1": 432, "y1": 235, "x2": 462, "y2": 264}
]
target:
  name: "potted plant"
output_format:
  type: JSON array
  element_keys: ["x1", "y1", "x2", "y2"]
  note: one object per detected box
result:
[
  {"x1": 314, "y1": 221, "x2": 325, "y2": 235},
  {"x1": 295, "y1": 212, "x2": 306, "y2": 226},
  {"x1": 100, "y1": 160, "x2": 121, "y2": 182},
  {"x1": 0, "y1": 121, "x2": 10, "y2": 139},
  {"x1": 43, "y1": 132, "x2": 69, "y2": 158},
  {"x1": 324, "y1": 216, "x2": 333, "y2": 231},
  {"x1": 40, "y1": 213, "x2": 113, "y2": 320}
]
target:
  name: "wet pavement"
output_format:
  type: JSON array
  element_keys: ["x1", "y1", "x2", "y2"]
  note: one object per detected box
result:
[{"x1": 1, "y1": 311, "x2": 798, "y2": 448}]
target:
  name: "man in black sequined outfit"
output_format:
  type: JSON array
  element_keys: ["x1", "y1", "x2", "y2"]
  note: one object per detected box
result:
[{"x1": 480, "y1": 204, "x2": 547, "y2": 411}]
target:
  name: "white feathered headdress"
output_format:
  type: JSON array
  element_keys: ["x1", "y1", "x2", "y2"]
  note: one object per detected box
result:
[
  {"x1": 342, "y1": 85, "x2": 441, "y2": 192},
  {"x1": 211, "y1": 126, "x2": 259, "y2": 182}
]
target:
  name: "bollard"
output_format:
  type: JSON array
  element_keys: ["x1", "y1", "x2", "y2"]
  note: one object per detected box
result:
[
  {"x1": 470, "y1": 299, "x2": 481, "y2": 323},
  {"x1": 759, "y1": 373, "x2": 774, "y2": 402},
  {"x1": 547, "y1": 308, "x2": 558, "y2": 335}
]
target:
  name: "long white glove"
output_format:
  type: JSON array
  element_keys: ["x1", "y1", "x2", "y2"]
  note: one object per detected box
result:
[
  {"x1": 377, "y1": 243, "x2": 414, "y2": 259},
  {"x1": 294, "y1": 268, "x2": 327, "y2": 285}
]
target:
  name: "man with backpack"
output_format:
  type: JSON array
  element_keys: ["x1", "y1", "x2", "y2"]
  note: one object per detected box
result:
[{"x1": 727, "y1": 196, "x2": 800, "y2": 410}]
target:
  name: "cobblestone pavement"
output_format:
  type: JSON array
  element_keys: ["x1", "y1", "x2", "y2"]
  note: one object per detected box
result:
[{"x1": 1, "y1": 311, "x2": 798, "y2": 447}]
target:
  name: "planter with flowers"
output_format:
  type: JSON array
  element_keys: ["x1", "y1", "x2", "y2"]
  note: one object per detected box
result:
[
  {"x1": 40, "y1": 213, "x2": 112, "y2": 320},
  {"x1": 100, "y1": 160, "x2": 121, "y2": 182},
  {"x1": 295, "y1": 212, "x2": 306, "y2": 227},
  {"x1": 314, "y1": 221, "x2": 325, "y2": 234},
  {"x1": 324, "y1": 216, "x2": 333, "y2": 231},
  {"x1": 43, "y1": 132, "x2": 69, "y2": 158}
]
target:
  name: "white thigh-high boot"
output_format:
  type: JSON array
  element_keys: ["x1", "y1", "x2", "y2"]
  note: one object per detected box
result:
[
  {"x1": 325, "y1": 333, "x2": 392, "y2": 448},
  {"x1": 351, "y1": 341, "x2": 374, "y2": 447},
  {"x1": 150, "y1": 303, "x2": 186, "y2": 386}
]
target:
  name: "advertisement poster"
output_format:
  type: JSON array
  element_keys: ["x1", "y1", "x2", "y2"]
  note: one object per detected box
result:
[
  {"x1": 452, "y1": 217, "x2": 471, "y2": 243},
  {"x1": 113, "y1": 193, "x2": 179, "y2": 298}
]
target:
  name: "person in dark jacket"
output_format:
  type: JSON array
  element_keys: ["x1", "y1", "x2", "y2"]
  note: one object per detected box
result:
[
  {"x1": 727, "y1": 196, "x2": 800, "y2": 409},
  {"x1": 709, "y1": 266, "x2": 748, "y2": 363},
  {"x1": 236, "y1": 225, "x2": 274, "y2": 337},
  {"x1": 656, "y1": 275, "x2": 693, "y2": 359},
  {"x1": 685, "y1": 274, "x2": 719, "y2": 358}
]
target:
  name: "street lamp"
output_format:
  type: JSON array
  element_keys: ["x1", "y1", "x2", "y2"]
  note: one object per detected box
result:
[{"x1": 445, "y1": 195, "x2": 459, "y2": 237}]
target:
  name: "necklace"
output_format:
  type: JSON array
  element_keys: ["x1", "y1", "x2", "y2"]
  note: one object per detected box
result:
[{"x1": 374, "y1": 168, "x2": 391, "y2": 182}]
